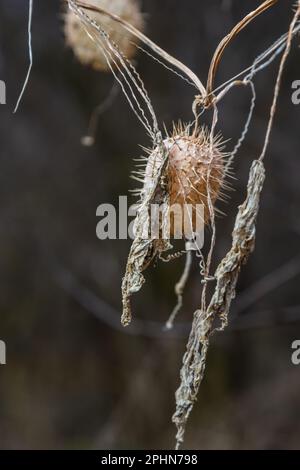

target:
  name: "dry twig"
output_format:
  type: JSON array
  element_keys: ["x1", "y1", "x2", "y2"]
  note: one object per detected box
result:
[
  {"x1": 173, "y1": 1, "x2": 300, "y2": 449},
  {"x1": 65, "y1": 0, "x2": 300, "y2": 449},
  {"x1": 14, "y1": 0, "x2": 33, "y2": 113}
]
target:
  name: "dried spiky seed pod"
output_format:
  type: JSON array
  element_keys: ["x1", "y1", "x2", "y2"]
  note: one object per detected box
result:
[
  {"x1": 142, "y1": 124, "x2": 226, "y2": 238},
  {"x1": 64, "y1": 0, "x2": 144, "y2": 71}
]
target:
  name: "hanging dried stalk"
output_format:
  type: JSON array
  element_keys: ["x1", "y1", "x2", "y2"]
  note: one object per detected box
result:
[
  {"x1": 64, "y1": 0, "x2": 144, "y2": 71},
  {"x1": 205, "y1": 0, "x2": 279, "y2": 105},
  {"x1": 173, "y1": 1, "x2": 300, "y2": 448},
  {"x1": 173, "y1": 159, "x2": 266, "y2": 447},
  {"x1": 66, "y1": 0, "x2": 300, "y2": 449}
]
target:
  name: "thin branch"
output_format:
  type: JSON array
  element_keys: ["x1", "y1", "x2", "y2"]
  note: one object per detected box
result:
[
  {"x1": 69, "y1": 0, "x2": 207, "y2": 99},
  {"x1": 81, "y1": 80, "x2": 120, "y2": 147},
  {"x1": 166, "y1": 248, "x2": 193, "y2": 330},
  {"x1": 259, "y1": 0, "x2": 300, "y2": 161},
  {"x1": 54, "y1": 264, "x2": 300, "y2": 336},
  {"x1": 173, "y1": 159, "x2": 266, "y2": 450},
  {"x1": 226, "y1": 80, "x2": 256, "y2": 171},
  {"x1": 173, "y1": 2, "x2": 300, "y2": 449},
  {"x1": 206, "y1": 0, "x2": 278, "y2": 106},
  {"x1": 14, "y1": 0, "x2": 33, "y2": 113},
  {"x1": 54, "y1": 265, "x2": 188, "y2": 339},
  {"x1": 234, "y1": 253, "x2": 300, "y2": 316}
]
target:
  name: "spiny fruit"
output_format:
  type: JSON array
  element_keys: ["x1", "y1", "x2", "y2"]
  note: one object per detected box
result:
[
  {"x1": 138, "y1": 123, "x2": 227, "y2": 239},
  {"x1": 64, "y1": 0, "x2": 144, "y2": 72}
]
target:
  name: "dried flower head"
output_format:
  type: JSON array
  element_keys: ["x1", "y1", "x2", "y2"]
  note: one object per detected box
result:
[
  {"x1": 64, "y1": 0, "x2": 144, "y2": 71},
  {"x1": 121, "y1": 123, "x2": 227, "y2": 327},
  {"x1": 141, "y1": 123, "x2": 227, "y2": 238}
]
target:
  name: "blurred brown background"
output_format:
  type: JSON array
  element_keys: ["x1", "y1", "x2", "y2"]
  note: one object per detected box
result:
[{"x1": 0, "y1": 0, "x2": 300, "y2": 449}]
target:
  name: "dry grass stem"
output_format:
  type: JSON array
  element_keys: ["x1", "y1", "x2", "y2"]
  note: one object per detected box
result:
[{"x1": 173, "y1": 159, "x2": 266, "y2": 448}]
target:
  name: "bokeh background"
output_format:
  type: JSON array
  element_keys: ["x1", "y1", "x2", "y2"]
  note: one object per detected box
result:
[{"x1": 0, "y1": 0, "x2": 300, "y2": 449}]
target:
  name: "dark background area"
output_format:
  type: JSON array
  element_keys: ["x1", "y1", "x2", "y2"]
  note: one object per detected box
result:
[{"x1": 0, "y1": 0, "x2": 300, "y2": 449}]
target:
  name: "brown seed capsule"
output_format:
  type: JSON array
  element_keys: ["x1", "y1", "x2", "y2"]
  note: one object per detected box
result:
[
  {"x1": 64, "y1": 0, "x2": 144, "y2": 71},
  {"x1": 142, "y1": 124, "x2": 226, "y2": 239}
]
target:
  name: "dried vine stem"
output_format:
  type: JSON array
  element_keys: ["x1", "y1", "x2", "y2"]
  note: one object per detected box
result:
[
  {"x1": 70, "y1": 0, "x2": 279, "y2": 113},
  {"x1": 14, "y1": 0, "x2": 33, "y2": 113},
  {"x1": 205, "y1": 0, "x2": 279, "y2": 106},
  {"x1": 69, "y1": 0, "x2": 207, "y2": 101},
  {"x1": 173, "y1": 160, "x2": 266, "y2": 449},
  {"x1": 173, "y1": 1, "x2": 300, "y2": 450},
  {"x1": 259, "y1": 0, "x2": 300, "y2": 162},
  {"x1": 121, "y1": 142, "x2": 172, "y2": 326},
  {"x1": 66, "y1": 0, "x2": 300, "y2": 450},
  {"x1": 166, "y1": 247, "x2": 193, "y2": 330}
]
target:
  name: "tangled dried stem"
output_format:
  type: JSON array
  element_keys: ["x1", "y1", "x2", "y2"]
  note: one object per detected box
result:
[
  {"x1": 205, "y1": 0, "x2": 279, "y2": 106},
  {"x1": 173, "y1": 1, "x2": 300, "y2": 449},
  {"x1": 66, "y1": 0, "x2": 300, "y2": 449},
  {"x1": 64, "y1": 0, "x2": 144, "y2": 71}
]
